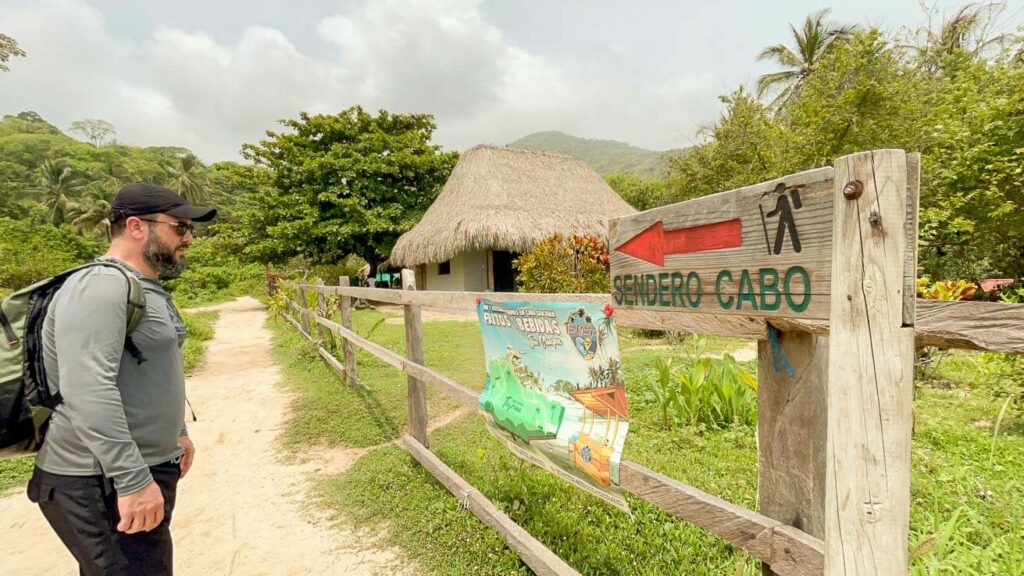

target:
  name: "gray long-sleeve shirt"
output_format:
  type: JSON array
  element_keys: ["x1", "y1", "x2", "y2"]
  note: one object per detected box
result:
[{"x1": 34, "y1": 259, "x2": 188, "y2": 495}]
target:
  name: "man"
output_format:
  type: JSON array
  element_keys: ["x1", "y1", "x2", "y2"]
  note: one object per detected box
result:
[{"x1": 26, "y1": 182, "x2": 216, "y2": 575}]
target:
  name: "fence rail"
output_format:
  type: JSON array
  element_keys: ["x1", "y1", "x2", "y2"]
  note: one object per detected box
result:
[
  {"x1": 283, "y1": 269, "x2": 1024, "y2": 574},
  {"x1": 279, "y1": 149, "x2": 1024, "y2": 575},
  {"x1": 295, "y1": 283, "x2": 1024, "y2": 354},
  {"x1": 283, "y1": 274, "x2": 830, "y2": 575}
]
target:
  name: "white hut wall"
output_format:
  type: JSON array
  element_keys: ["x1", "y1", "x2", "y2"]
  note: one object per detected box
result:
[{"x1": 423, "y1": 250, "x2": 489, "y2": 291}]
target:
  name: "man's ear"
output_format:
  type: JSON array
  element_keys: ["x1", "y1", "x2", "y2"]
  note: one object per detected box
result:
[{"x1": 125, "y1": 216, "x2": 147, "y2": 239}]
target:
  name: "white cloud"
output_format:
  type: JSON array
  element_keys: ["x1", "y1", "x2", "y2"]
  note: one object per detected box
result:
[{"x1": 0, "y1": 0, "x2": 717, "y2": 160}]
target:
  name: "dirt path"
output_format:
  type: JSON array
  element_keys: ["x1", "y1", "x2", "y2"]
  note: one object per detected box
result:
[{"x1": 0, "y1": 297, "x2": 410, "y2": 576}]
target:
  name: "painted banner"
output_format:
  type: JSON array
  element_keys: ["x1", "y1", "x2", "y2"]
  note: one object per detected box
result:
[{"x1": 476, "y1": 299, "x2": 630, "y2": 510}]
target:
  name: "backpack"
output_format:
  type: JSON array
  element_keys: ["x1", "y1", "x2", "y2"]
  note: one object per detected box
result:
[{"x1": 0, "y1": 260, "x2": 147, "y2": 453}]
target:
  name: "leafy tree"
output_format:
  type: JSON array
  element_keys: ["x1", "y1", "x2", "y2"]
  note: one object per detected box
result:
[
  {"x1": 0, "y1": 33, "x2": 25, "y2": 72},
  {"x1": 779, "y1": 31, "x2": 932, "y2": 166},
  {"x1": 165, "y1": 152, "x2": 210, "y2": 204},
  {"x1": 666, "y1": 89, "x2": 782, "y2": 200},
  {"x1": 36, "y1": 160, "x2": 84, "y2": 226},
  {"x1": 605, "y1": 172, "x2": 671, "y2": 211},
  {"x1": 206, "y1": 161, "x2": 270, "y2": 222},
  {"x1": 756, "y1": 9, "x2": 857, "y2": 104},
  {"x1": 0, "y1": 217, "x2": 105, "y2": 295},
  {"x1": 918, "y1": 50, "x2": 1024, "y2": 279},
  {"x1": 68, "y1": 118, "x2": 117, "y2": 147},
  {"x1": 237, "y1": 106, "x2": 458, "y2": 268}
]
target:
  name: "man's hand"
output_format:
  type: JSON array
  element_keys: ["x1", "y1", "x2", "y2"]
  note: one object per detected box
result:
[
  {"x1": 117, "y1": 481, "x2": 164, "y2": 533},
  {"x1": 179, "y1": 435, "x2": 195, "y2": 479}
]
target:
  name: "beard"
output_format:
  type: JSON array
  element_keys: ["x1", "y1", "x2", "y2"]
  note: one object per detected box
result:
[{"x1": 143, "y1": 232, "x2": 188, "y2": 280}]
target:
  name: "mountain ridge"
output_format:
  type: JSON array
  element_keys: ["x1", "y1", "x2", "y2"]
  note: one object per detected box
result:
[{"x1": 507, "y1": 130, "x2": 679, "y2": 177}]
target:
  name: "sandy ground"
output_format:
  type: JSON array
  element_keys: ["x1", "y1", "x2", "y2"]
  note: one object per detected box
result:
[{"x1": 0, "y1": 297, "x2": 411, "y2": 576}]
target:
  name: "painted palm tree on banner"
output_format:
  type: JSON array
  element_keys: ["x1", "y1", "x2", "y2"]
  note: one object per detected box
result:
[
  {"x1": 37, "y1": 160, "x2": 84, "y2": 226},
  {"x1": 166, "y1": 152, "x2": 211, "y2": 204},
  {"x1": 756, "y1": 9, "x2": 857, "y2": 106}
]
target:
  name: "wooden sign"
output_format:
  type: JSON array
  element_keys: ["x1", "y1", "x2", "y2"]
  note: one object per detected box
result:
[{"x1": 609, "y1": 166, "x2": 834, "y2": 320}]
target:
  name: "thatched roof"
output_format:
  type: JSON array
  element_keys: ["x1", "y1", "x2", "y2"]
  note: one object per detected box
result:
[{"x1": 389, "y1": 145, "x2": 636, "y2": 266}]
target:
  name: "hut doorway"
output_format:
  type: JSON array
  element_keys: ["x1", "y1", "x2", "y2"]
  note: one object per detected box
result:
[{"x1": 490, "y1": 250, "x2": 519, "y2": 292}]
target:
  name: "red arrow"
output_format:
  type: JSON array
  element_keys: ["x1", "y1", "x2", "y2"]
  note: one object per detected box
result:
[{"x1": 616, "y1": 218, "x2": 742, "y2": 266}]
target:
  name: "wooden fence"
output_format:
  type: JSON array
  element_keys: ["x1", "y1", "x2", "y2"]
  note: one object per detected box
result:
[
  {"x1": 279, "y1": 146, "x2": 1022, "y2": 576},
  {"x1": 281, "y1": 274, "x2": 1021, "y2": 576}
]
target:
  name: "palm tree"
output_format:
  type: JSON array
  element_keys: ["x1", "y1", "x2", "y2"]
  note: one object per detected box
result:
[
  {"x1": 756, "y1": 9, "x2": 857, "y2": 105},
  {"x1": 36, "y1": 160, "x2": 84, "y2": 226},
  {"x1": 70, "y1": 187, "x2": 113, "y2": 240},
  {"x1": 165, "y1": 152, "x2": 210, "y2": 204},
  {"x1": 910, "y1": 3, "x2": 1009, "y2": 67},
  {"x1": 90, "y1": 161, "x2": 132, "y2": 195}
]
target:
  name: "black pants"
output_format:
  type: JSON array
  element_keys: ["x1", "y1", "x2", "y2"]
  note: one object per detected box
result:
[{"x1": 27, "y1": 460, "x2": 181, "y2": 576}]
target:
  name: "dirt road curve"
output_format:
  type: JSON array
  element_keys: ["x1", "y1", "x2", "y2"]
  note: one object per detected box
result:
[{"x1": 0, "y1": 297, "x2": 409, "y2": 576}]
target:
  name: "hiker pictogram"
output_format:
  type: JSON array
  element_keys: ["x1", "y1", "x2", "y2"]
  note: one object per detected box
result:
[{"x1": 759, "y1": 184, "x2": 804, "y2": 255}]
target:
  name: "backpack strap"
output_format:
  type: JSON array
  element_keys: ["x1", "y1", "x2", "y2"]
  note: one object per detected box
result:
[
  {"x1": 82, "y1": 260, "x2": 148, "y2": 364},
  {"x1": 0, "y1": 309, "x2": 19, "y2": 349}
]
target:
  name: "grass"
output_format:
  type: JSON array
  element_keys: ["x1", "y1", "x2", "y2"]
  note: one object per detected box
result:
[
  {"x1": 183, "y1": 310, "x2": 218, "y2": 374},
  {"x1": 270, "y1": 309, "x2": 1024, "y2": 575},
  {"x1": 0, "y1": 455, "x2": 34, "y2": 494},
  {"x1": 271, "y1": 308, "x2": 475, "y2": 449},
  {"x1": 0, "y1": 308, "x2": 221, "y2": 495}
]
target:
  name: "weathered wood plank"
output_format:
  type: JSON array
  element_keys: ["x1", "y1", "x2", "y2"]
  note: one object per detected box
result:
[
  {"x1": 402, "y1": 269, "x2": 429, "y2": 447},
  {"x1": 339, "y1": 286, "x2": 608, "y2": 308},
  {"x1": 315, "y1": 315, "x2": 479, "y2": 407},
  {"x1": 903, "y1": 154, "x2": 920, "y2": 327},
  {"x1": 330, "y1": 285, "x2": 1022, "y2": 353},
  {"x1": 285, "y1": 307, "x2": 346, "y2": 379},
  {"x1": 402, "y1": 435, "x2": 582, "y2": 576},
  {"x1": 317, "y1": 346, "x2": 346, "y2": 380},
  {"x1": 758, "y1": 330, "x2": 827, "y2": 575},
  {"x1": 915, "y1": 299, "x2": 1024, "y2": 353},
  {"x1": 338, "y1": 276, "x2": 359, "y2": 388},
  {"x1": 826, "y1": 150, "x2": 913, "y2": 575},
  {"x1": 619, "y1": 461, "x2": 823, "y2": 576},
  {"x1": 609, "y1": 166, "x2": 834, "y2": 320},
  {"x1": 617, "y1": 308, "x2": 766, "y2": 339}
]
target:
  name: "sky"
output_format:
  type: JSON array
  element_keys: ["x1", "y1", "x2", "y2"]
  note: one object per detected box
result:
[{"x1": 1, "y1": 0, "x2": 1021, "y2": 162}]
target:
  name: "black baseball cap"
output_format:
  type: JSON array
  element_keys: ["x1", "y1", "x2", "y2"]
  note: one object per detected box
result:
[{"x1": 111, "y1": 182, "x2": 217, "y2": 222}]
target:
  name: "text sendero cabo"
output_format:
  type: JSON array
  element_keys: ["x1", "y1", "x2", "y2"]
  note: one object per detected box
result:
[{"x1": 611, "y1": 266, "x2": 812, "y2": 313}]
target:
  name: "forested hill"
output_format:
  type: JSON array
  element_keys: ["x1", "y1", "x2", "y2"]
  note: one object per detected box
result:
[
  {"x1": 507, "y1": 131, "x2": 679, "y2": 176},
  {"x1": 0, "y1": 111, "x2": 254, "y2": 224}
]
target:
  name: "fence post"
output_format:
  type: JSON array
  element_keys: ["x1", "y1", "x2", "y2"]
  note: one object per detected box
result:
[
  {"x1": 297, "y1": 285, "x2": 310, "y2": 334},
  {"x1": 757, "y1": 331, "x2": 827, "y2": 576},
  {"x1": 826, "y1": 150, "x2": 914, "y2": 575},
  {"x1": 338, "y1": 276, "x2": 359, "y2": 388},
  {"x1": 402, "y1": 268, "x2": 429, "y2": 448},
  {"x1": 314, "y1": 278, "x2": 334, "y2": 350}
]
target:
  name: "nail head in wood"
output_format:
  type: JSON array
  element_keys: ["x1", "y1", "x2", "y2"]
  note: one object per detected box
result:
[{"x1": 842, "y1": 180, "x2": 863, "y2": 200}]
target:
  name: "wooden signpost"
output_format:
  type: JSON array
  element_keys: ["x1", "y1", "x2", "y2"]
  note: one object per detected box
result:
[
  {"x1": 610, "y1": 149, "x2": 918, "y2": 576},
  {"x1": 609, "y1": 166, "x2": 835, "y2": 320}
]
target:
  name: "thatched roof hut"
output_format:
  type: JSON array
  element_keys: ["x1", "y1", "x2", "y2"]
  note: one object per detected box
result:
[{"x1": 390, "y1": 145, "x2": 635, "y2": 284}]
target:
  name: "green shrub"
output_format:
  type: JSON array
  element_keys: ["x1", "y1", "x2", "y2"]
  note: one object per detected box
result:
[
  {"x1": 0, "y1": 217, "x2": 105, "y2": 292},
  {"x1": 650, "y1": 336, "x2": 759, "y2": 430},
  {"x1": 514, "y1": 233, "x2": 609, "y2": 293},
  {"x1": 165, "y1": 236, "x2": 264, "y2": 306}
]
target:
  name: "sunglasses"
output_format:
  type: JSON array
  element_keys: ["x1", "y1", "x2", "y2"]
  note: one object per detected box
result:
[{"x1": 137, "y1": 218, "x2": 194, "y2": 236}]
